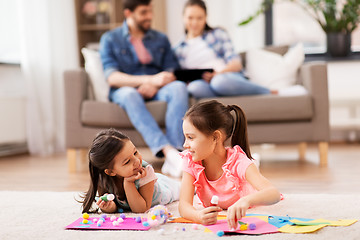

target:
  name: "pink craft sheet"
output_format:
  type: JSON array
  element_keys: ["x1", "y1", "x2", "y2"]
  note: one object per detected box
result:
[
  {"x1": 65, "y1": 217, "x2": 151, "y2": 231},
  {"x1": 205, "y1": 217, "x2": 279, "y2": 235}
]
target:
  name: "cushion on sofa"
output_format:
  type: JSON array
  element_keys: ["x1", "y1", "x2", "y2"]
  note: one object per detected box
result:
[
  {"x1": 81, "y1": 48, "x2": 109, "y2": 102},
  {"x1": 199, "y1": 94, "x2": 313, "y2": 123},
  {"x1": 81, "y1": 100, "x2": 167, "y2": 128},
  {"x1": 246, "y1": 43, "x2": 304, "y2": 90}
]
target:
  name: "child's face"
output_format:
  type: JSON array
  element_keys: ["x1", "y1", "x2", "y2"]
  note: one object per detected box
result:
[
  {"x1": 182, "y1": 118, "x2": 216, "y2": 162},
  {"x1": 106, "y1": 140, "x2": 143, "y2": 178}
]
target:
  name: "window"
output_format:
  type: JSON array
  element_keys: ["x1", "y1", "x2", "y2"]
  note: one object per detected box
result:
[
  {"x1": 268, "y1": 2, "x2": 360, "y2": 54},
  {"x1": 0, "y1": 1, "x2": 21, "y2": 64}
]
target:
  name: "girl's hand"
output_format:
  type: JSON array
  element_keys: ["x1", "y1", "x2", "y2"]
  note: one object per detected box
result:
[
  {"x1": 124, "y1": 167, "x2": 147, "y2": 183},
  {"x1": 96, "y1": 194, "x2": 117, "y2": 213},
  {"x1": 197, "y1": 206, "x2": 222, "y2": 225},
  {"x1": 227, "y1": 199, "x2": 250, "y2": 230},
  {"x1": 202, "y1": 71, "x2": 216, "y2": 83}
]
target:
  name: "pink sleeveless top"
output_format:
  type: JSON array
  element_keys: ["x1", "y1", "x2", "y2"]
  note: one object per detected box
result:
[{"x1": 181, "y1": 145, "x2": 257, "y2": 209}]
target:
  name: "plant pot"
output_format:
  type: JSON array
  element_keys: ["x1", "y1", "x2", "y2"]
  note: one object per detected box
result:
[{"x1": 326, "y1": 32, "x2": 351, "y2": 57}]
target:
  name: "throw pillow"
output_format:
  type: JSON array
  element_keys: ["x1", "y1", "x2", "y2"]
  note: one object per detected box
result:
[
  {"x1": 246, "y1": 43, "x2": 305, "y2": 90},
  {"x1": 81, "y1": 48, "x2": 109, "y2": 102}
]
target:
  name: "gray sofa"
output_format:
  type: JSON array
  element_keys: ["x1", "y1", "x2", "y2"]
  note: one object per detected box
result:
[{"x1": 64, "y1": 46, "x2": 329, "y2": 172}]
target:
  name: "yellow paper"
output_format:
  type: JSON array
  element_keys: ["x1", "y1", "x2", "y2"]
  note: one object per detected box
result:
[
  {"x1": 244, "y1": 215, "x2": 269, "y2": 222},
  {"x1": 204, "y1": 227, "x2": 212, "y2": 233},
  {"x1": 278, "y1": 224, "x2": 327, "y2": 233},
  {"x1": 290, "y1": 218, "x2": 358, "y2": 227},
  {"x1": 290, "y1": 219, "x2": 331, "y2": 226},
  {"x1": 280, "y1": 218, "x2": 358, "y2": 233},
  {"x1": 314, "y1": 218, "x2": 358, "y2": 226}
]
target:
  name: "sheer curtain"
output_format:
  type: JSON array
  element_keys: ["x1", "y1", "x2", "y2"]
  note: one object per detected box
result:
[{"x1": 17, "y1": 0, "x2": 79, "y2": 155}]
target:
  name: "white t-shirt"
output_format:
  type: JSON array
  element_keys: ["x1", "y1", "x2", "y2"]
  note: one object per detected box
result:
[
  {"x1": 181, "y1": 36, "x2": 226, "y2": 72},
  {"x1": 138, "y1": 165, "x2": 158, "y2": 187}
]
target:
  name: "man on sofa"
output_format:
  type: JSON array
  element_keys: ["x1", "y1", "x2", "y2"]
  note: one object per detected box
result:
[{"x1": 99, "y1": 0, "x2": 188, "y2": 178}]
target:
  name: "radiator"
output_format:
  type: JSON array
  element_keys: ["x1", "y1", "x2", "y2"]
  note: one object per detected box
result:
[{"x1": 0, "y1": 96, "x2": 28, "y2": 156}]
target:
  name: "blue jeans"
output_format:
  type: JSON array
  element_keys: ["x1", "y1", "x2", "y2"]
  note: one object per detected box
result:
[
  {"x1": 110, "y1": 81, "x2": 188, "y2": 156},
  {"x1": 187, "y1": 72, "x2": 270, "y2": 98}
]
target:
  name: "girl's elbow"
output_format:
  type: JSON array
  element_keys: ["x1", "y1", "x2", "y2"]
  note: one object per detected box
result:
[
  {"x1": 178, "y1": 201, "x2": 187, "y2": 217},
  {"x1": 132, "y1": 207, "x2": 149, "y2": 214}
]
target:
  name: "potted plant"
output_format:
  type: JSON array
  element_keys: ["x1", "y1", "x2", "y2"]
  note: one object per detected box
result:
[{"x1": 239, "y1": 0, "x2": 360, "y2": 57}]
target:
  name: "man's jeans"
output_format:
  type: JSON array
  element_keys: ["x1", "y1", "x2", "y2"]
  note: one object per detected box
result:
[
  {"x1": 187, "y1": 72, "x2": 270, "y2": 98},
  {"x1": 110, "y1": 81, "x2": 188, "y2": 156}
]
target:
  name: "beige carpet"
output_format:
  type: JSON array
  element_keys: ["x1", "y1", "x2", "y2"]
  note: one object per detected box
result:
[{"x1": 1, "y1": 191, "x2": 359, "y2": 240}]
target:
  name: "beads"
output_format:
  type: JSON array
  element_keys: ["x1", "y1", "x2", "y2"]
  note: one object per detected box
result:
[
  {"x1": 216, "y1": 230, "x2": 225, "y2": 237},
  {"x1": 249, "y1": 223, "x2": 257, "y2": 230}
]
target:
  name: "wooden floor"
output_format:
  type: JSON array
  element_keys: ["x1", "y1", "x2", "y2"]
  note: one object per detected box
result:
[{"x1": 0, "y1": 143, "x2": 359, "y2": 194}]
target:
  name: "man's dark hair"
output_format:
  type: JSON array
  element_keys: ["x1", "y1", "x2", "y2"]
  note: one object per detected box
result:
[{"x1": 123, "y1": 0, "x2": 151, "y2": 11}]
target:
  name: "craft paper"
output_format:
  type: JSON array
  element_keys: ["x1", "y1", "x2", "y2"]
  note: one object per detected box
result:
[
  {"x1": 291, "y1": 218, "x2": 358, "y2": 227},
  {"x1": 169, "y1": 215, "x2": 267, "y2": 224},
  {"x1": 278, "y1": 224, "x2": 327, "y2": 233},
  {"x1": 204, "y1": 218, "x2": 279, "y2": 235},
  {"x1": 279, "y1": 219, "x2": 358, "y2": 233},
  {"x1": 246, "y1": 214, "x2": 314, "y2": 228},
  {"x1": 169, "y1": 214, "x2": 227, "y2": 223},
  {"x1": 65, "y1": 217, "x2": 151, "y2": 231}
]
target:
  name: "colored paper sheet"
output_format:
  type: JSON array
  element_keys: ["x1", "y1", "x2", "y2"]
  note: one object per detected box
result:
[
  {"x1": 290, "y1": 219, "x2": 331, "y2": 226},
  {"x1": 278, "y1": 218, "x2": 358, "y2": 233},
  {"x1": 245, "y1": 215, "x2": 269, "y2": 222},
  {"x1": 169, "y1": 214, "x2": 227, "y2": 223},
  {"x1": 305, "y1": 218, "x2": 358, "y2": 227},
  {"x1": 65, "y1": 217, "x2": 151, "y2": 231},
  {"x1": 278, "y1": 224, "x2": 327, "y2": 233},
  {"x1": 254, "y1": 214, "x2": 314, "y2": 228},
  {"x1": 205, "y1": 218, "x2": 279, "y2": 235},
  {"x1": 290, "y1": 218, "x2": 358, "y2": 226}
]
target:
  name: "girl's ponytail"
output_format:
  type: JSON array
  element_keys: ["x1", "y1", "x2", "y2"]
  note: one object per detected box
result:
[
  {"x1": 81, "y1": 160, "x2": 100, "y2": 213},
  {"x1": 228, "y1": 105, "x2": 252, "y2": 160}
]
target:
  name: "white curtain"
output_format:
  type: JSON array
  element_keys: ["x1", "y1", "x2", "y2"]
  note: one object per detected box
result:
[{"x1": 17, "y1": 0, "x2": 79, "y2": 155}]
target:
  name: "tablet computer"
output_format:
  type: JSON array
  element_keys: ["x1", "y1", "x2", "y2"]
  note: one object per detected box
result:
[{"x1": 174, "y1": 68, "x2": 214, "y2": 82}]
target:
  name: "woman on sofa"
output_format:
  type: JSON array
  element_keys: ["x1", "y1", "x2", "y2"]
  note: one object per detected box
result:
[{"x1": 173, "y1": 0, "x2": 272, "y2": 98}]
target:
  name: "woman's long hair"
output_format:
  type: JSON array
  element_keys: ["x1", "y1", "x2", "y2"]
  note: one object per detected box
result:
[{"x1": 80, "y1": 129, "x2": 129, "y2": 213}]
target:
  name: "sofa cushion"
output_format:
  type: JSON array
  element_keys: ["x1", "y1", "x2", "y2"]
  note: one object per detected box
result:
[
  {"x1": 199, "y1": 94, "x2": 313, "y2": 123},
  {"x1": 81, "y1": 100, "x2": 167, "y2": 128},
  {"x1": 246, "y1": 43, "x2": 304, "y2": 90},
  {"x1": 81, "y1": 48, "x2": 109, "y2": 102}
]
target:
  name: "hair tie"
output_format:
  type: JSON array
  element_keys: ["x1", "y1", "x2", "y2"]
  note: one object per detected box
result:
[{"x1": 227, "y1": 105, "x2": 234, "y2": 112}]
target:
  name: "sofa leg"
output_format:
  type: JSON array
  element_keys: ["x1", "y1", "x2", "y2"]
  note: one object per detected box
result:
[
  {"x1": 318, "y1": 142, "x2": 328, "y2": 167},
  {"x1": 80, "y1": 148, "x2": 88, "y2": 165},
  {"x1": 67, "y1": 148, "x2": 77, "y2": 173},
  {"x1": 298, "y1": 142, "x2": 307, "y2": 161}
]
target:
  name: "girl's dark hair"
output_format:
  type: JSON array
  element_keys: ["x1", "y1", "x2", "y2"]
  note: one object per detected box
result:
[
  {"x1": 123, "y1": 0, "x2": 151, "y2": 12},
  {"x1": 184, "y1": 100, "x2": 252, "y2": 159},
  {"x1": 81, "y1": 128, "x2": 129, "y2": 213},
  {"x1": 183, "y1": 0, "x2": 213, "y2": 33}
]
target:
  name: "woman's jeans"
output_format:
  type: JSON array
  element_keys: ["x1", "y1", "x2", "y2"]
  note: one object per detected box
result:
[
  {"x1": 187, "y1": 72, "x2": 270, "y2": 98},
  {"x1": 110, "y1": 81, "x2": 188, "y2": 156}
]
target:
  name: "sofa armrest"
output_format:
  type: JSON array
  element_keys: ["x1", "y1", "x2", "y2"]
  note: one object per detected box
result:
[
  {"x1": 299, "y1": 62, "x2": 330, "y2": 141},
  {"x1": 63, "y1": 69, "x2": 89, "y2": 148}
]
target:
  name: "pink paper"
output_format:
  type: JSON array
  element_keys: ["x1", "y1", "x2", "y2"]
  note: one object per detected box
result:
[
  {"x1": 205, "y1": 217, "x2": 278, "y2": 235},
  {"x1": 65, "y1": 217, "x2": 151, "y2": 231}
]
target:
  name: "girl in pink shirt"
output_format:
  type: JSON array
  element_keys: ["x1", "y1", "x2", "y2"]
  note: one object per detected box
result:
[{"x1": 179, "y1": 100, "x2": 280, "y2": 230}]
